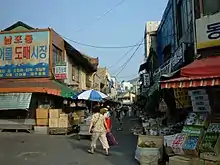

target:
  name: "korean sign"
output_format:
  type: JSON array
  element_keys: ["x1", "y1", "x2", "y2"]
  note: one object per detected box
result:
[
  {"x1": 0, "y1": 31, "x2": 49, "y2": 78},
  {"x1": 196, "y1": 12, "x2": 220, "y2": 49},
  {"x1": 143, "y1": 73, "x2": 150, "y2": 87},
  {"x1": 171, "y1": 43, "x2": 185, "y2": 71},
  {"x1": 55, "y1": 63, "x2": 67, "y2": 80}
]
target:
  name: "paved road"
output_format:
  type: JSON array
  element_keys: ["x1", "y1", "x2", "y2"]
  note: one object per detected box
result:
[{"x1": 0, "y1": 117, "x2": 138, "y2": 165}]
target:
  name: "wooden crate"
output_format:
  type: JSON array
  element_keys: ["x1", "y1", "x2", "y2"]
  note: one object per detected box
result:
[{"x1": 36, "y1": 108, "x2": 49, "y2": 119}]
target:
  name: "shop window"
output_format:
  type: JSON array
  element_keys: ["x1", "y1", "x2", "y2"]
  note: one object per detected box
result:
[{"x1": 203, "y1": 0, "x2": 220, "y2": 16}]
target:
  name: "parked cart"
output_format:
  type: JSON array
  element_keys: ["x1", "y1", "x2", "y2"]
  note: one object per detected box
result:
[
  {"x1": 77, "y1": 123, "x2": 92, "y2": 140},
  {"x1": 49, "y1": 127, "x2": 73, "y2": 135}
]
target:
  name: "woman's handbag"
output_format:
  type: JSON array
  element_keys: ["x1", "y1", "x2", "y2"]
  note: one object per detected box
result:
[{"x1": 106, "y1": 132, "x2": 118, "y2": 146}]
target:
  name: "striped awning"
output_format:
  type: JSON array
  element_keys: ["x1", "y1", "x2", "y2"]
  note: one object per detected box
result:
[{"x1": 161, "y1": 76, "x2": 220, "y2": 89}]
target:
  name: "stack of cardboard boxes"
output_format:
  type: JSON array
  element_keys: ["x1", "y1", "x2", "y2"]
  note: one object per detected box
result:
[
  {"x1": 49, "y1": 109, "x2": 71, "y2": 128},
  {"x1": 36, "y1": 108, "x2": 49, "y2": 126},
  {"x1": 35, "y1": 108, "x2": 72, "y2": 134}
]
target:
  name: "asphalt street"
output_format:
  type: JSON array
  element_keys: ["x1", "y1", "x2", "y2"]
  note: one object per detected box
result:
[{"x1": 0, "y1": 117, "x2": 138, "y2": 165}]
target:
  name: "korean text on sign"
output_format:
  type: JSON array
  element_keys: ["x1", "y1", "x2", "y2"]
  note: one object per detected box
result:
[{"x1": 0, "y1": 45, "x2": 48, "y2": 61}]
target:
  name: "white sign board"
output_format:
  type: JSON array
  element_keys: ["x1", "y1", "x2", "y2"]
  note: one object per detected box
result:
[
  {"x1": 143, "y1": 73, "x2": 150, "y2": 87},
  {"x1": 196, "y1": 12, "x2": 220, "y2": 49},
  {"x1": 55, "y1": 64, "x2": 67, "y2": 80}
]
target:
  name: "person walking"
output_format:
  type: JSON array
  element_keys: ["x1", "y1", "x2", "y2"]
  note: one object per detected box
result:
[
  {"x1": 116, "y1": 108, "x2": 124, "y2": 131},
  {"x1": 100, "y1": 108, "x2": 112, "y2": 131},
  {"x1": 88, "y1": 107, "x2": 110, "y2": 156}
]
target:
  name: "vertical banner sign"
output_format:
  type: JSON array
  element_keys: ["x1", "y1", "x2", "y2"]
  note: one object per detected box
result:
[
  {"x1": 55, "y1": 63, "x2": 67, "y2": 79},
  {"x1": 0, "y1": 31, "x2": 50, "y2": 78},
  {"x1": 143, "y1": 73, "x2": 150, "y2": 87}
]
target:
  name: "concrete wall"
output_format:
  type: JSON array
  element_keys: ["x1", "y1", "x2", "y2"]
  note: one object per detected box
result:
[{"x1": 145, "y1": 21, "x2": 160, "y2": 59}]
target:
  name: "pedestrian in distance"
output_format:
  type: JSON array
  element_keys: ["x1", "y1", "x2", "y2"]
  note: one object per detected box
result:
[
  {"x1": 116, "y1": 109, "x2": 124, "y2": 131},
  {"x1": 88, "y1": 107, "x2": 110, "y2": 156}
]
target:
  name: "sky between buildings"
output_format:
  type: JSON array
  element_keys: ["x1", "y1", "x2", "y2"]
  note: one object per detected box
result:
[{"x1": 0, "y1": 0, "x2": 168, "y2": 81}]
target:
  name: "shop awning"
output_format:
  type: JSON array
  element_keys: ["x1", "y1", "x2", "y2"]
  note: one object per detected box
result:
[
  {"x1": 0, "y1": 78, "x2": 76, "y2": 99},
  {"x1": 161, "y1": 56, "x2": 220, "y2": 89},
  {"x1": 161, "y1": 76, "x2": 220, "y2": 89},
  {"x1": 181, "y1": 56, "x2": 220, "y2": 77}
]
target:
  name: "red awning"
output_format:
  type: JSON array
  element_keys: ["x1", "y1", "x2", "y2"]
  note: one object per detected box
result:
[
  {"x1": 161, "y1": 76, "x2": 220, "y2": 89},
  {"x1": 161, "y1": 56, "x2": 220, "y2": 89},
  {"x1": 181, "y1": 56, "x2": 220, "y2": 77},
  {"x1": 0, "y1": 78, "x2": 61, "y2": 96}
]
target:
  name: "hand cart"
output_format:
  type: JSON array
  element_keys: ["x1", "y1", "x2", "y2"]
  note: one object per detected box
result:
[{"x1": 77, "y1": 123, "x2": 92, "y2": 140}]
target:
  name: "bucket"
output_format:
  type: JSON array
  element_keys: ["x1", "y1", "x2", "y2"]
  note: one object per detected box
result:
[{"x1": 139, "y1": 147, "x2": 161, "y2": 165}]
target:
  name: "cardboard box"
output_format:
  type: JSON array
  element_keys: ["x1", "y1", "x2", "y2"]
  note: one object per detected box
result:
[
  {"x1": 200, "y1": 159, "x2": 220, "y2": 165},
  {"x1": 49, "y1": 109, "x2": 62, "y2": 118},
  {"x1": 60, "y1": 113, "x2": 68, "y2": 118},
  {"x1": 36, "y1": 108, "x2": 49, "y2": 119},
  {"x1": 36, "y1": 118, "x2": 48, "y2": 126},
  {"x1": 34, "y1": 126, "x2": 49, "y2": 134},
  {"x1": 58, "y1": 118, "x2": 69, "y2": 128},
  {"x1": 49, "y1": 119, "x2": 59, "y2": 128},
  {"x1": 200, "y1": 153, "x2": 220, "y2": 162},
  {"x1": 169, "y1": 156, "x2": 191, "y2": 165}
]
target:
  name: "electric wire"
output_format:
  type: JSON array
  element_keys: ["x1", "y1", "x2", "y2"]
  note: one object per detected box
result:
[
  {"x1": 108, "y1": 39, "x2": 143, "y2": 69},
  {"x1": 74, "y1": 0, "x2": 127, "y2": 33},
  {"x1": 115, "y1": 39, "x2": 143, "y2": 77},
  {"x1": 62, "y1": 35, "x2": 144, "y2": 49}
]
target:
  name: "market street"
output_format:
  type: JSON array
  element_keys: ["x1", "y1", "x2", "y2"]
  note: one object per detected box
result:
[{"x1": 0, "y1": 117, "x2": 138, "y2": 165}]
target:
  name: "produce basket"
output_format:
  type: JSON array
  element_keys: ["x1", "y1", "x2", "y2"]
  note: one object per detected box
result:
[
  {"x1": 135, "y1": 135, "x2": 163, "y2": 164},
  {"x1": 140, "y1": 148, "x2": 161, "y2": 165}
]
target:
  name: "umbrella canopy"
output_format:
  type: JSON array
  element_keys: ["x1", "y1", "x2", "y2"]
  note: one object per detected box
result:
[{"x1": 74, "y1": 89, "x2": 108, "y2": 102}]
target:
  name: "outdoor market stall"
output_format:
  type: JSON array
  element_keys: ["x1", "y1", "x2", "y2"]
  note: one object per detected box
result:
[{"x1": 159, "y1": 56, "x2": 220, "y2": 165}]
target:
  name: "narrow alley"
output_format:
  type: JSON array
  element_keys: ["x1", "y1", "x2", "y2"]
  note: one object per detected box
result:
[{"x1": 0, "y1": 117, "x2": 138, "y2": 165}]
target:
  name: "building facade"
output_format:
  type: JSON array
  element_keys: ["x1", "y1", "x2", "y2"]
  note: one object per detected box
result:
[
  {"x1": 139, "y1": 0, "x2": 196, "y2": 97},
  {"x1": 144, "y1": 21, "x2": 160, "y2": 60},
  {"x1": 0, "y1": 21, "x2": 97, "y2": 130},
  {"x1": 93, "y1": 67, "x2": 116, "y2": 96}
]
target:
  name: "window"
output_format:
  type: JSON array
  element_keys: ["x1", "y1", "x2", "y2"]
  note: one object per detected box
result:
[
  {"x1": 203, "y1": 0, "x2": 220, "y2": 16},
  {"x1": 177, "y1": 0, "x2": 183, "y2": 39},
  {"x1": 52, "y1": 45, "x2": 62, "y2": 67},
  {"x1": 72, "y1": 65, "x2": 79, "y2": 82},
  {"x1": 72, "y1": 65, "x2": 75, "y2": 80}
]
